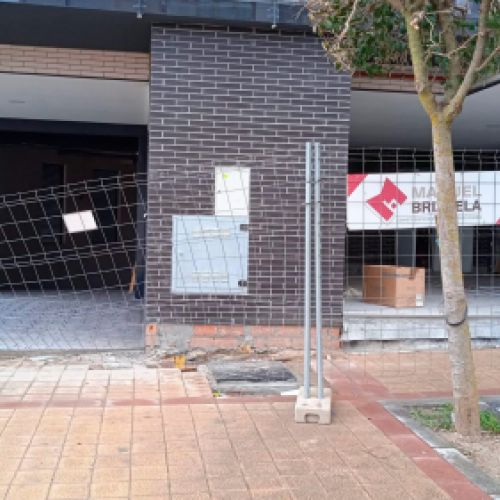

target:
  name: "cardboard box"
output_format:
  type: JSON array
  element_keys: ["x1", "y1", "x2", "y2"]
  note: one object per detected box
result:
[{"x1": 363, "y1": 265, "x2": 425, "y2": 308}]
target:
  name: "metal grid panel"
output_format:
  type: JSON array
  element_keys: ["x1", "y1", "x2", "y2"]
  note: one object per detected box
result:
[
  {"x1": 0, "y1": 173, "x2": 147, "y2": 351},
  {"x1": 344, "y1": 148, "x2": 500, "y2": 345}
]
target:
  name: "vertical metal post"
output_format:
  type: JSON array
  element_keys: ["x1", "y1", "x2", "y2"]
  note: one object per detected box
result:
[
  {"x1": 412, "y1": 229, "x2": 417, "y2": 268},
  {"x1": 304, "y1": 143, "x2": 312, "y2": 399},
  {"x1": 314, "y1": 142, "x2": 323, "y2": 399}
]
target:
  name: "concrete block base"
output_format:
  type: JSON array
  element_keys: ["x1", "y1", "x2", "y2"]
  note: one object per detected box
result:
[{"x1": 294, "y1": 386, "x2": 332, "y2": 424}]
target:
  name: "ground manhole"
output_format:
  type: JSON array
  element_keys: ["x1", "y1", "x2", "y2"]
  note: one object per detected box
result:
[{"x1": 203, "y1": 360, "x2": 298, "y2": 395}]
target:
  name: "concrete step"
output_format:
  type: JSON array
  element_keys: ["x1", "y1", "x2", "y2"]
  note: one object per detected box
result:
[{"x1": 343, "y1": 315, "x2": 500, "y2": 342}]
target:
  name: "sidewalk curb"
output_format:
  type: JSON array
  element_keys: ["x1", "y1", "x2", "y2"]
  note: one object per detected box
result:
[{"x1": 382, "y1": 398, "x2": 500, "y2": 499}]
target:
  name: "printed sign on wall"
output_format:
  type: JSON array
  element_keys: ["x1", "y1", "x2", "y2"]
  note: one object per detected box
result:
[{"x1": 347, "y1": 171, "x2": 500, "y2": 230}]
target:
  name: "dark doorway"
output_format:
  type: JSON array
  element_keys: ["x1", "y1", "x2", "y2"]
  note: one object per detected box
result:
[{"x1": 0, "y1": 121, "x2": 147, "y2": 351}]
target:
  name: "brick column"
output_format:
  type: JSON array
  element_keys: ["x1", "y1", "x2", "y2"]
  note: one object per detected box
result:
[{"x1": 146, "y1": 25, "x2": 350, "y2": 350}]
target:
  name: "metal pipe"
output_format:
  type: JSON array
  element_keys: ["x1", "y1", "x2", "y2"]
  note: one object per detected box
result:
[
  {"x1": 304, "y1": 142, "x2": 312, "y2": 399},
  {"x1": 314, "y1": 142, "x2": 323, "y2": 399}
]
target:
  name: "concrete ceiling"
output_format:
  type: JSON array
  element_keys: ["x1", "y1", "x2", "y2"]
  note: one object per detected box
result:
[
  {"x1": 0, "y1": 71, "x2": 498, "y2": 151},
  {"x1": 350, "y1": 82, "x2": 500, "y2": 149}
]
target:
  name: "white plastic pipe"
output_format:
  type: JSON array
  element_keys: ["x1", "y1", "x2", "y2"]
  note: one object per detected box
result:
[
  {"x1": 303, "y1": 142, "x2": 312, "y2": 399},
  {"x1": 314, "y1": 142, "x2": 323, "y2": 399}
]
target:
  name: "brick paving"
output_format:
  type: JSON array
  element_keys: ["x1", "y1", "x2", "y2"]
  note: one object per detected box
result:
[
  {"x1": 0, "y1": 350, "x2": 498, "y2": 499},
  {"x1": 0, "y1": 360, "x2": 212, "y2": 408},
  {"x1": 332, "y1": 349, "x2": 500, "y2": 396}
]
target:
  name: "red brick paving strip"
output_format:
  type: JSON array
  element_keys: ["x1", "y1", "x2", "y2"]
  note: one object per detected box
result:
[{"x1": 324, "y1": 357, "x2": 492, "y2": 500}]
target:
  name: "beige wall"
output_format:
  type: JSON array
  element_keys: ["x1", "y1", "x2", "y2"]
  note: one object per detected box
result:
[{"x1": 0, "y1": 44, "x2": 149, "y2": 81}]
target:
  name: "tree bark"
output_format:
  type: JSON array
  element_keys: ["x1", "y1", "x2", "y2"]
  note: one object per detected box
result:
[{"x1": 431, "y1": 118, "x2": 480, "y2": 436}]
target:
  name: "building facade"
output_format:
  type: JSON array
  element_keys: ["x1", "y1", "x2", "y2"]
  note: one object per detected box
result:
[
  {"x1": 0, "y1": 0, "x2": 498, "y2": 352},
  {"x1": 0, "y1": 0, "x2": 350, "y2": 352}
]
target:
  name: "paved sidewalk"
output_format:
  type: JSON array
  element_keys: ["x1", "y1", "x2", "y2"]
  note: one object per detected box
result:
[
  {"x1": 0, "y1": 350, "x2": 498, "y2": 499},
  {"x1": 0, "y1": 359, "x2": 212, "y2": 408},
  {"x1": 334, "y1": 349, "x2": 500, "y2": 396}
]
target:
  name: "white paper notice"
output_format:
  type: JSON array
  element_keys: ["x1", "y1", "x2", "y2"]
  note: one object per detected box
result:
[
  {"x1": 215, "y1": 167, "x2": 250, "y2": 216},
  {"x1": 63, "y1": 210, "x2": 98, "y2": 234}
]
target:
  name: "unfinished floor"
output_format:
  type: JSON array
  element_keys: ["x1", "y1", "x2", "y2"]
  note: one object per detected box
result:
[
  {"x1": 0, "y1": 291, "x2": 143, "y2": 352},
  {"x1": 344, "y1": 276, "x2": 500, "y2": 343}
]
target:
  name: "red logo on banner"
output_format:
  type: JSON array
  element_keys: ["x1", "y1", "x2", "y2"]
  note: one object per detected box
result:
[
  {"x1": 347, "y1": 174, "x2": 367, "y2": 196},
  {"x1": 367, "y1": 178, "x2": 407, "y2": 221}
]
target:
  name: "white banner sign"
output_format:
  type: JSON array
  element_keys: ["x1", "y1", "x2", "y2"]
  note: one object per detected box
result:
[{"x1": 347, "y1": 171, "x2": 500, "y2": 230}]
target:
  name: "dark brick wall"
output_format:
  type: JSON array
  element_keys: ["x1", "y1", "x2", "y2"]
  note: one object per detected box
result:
[{"x1": 146, "y1": 25, "x2": 350, "y2": 329}]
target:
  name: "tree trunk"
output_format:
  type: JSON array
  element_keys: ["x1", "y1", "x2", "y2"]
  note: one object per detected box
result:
[{"x1": 431, "y1": 119, "x2": 480, "y2": 436}]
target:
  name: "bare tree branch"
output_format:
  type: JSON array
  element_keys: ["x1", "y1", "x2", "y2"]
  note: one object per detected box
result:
[
  {"x1": 444, "y1": 0, "x2": 493, "y2": 121},
  {"x1": 404, "y1": 12, "x2": 439, "y2": 118},
  {"x1": 405, "y1": 0, "x2": 426, "y2": 13},
  {"x1": 476, "y1": 46, "x2": 500, "y2": 73},
  {"x1": 447, "y1": 33, "x2": 478, "y2": 58},
  {"x1": 387, "y1": 0, "x2": 407, "y2": 14},
  {"x1": 438, "y1": 0, "x2": 462, "y2": 104},
  {"x1": 425, "y1": 34, "x2": 479, "y2": 69},
  {"x1": 338, "y1": 0, "x2": 361, "y2": 43}
]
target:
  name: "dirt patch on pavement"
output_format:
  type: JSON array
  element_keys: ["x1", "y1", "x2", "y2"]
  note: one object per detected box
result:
[
  {"x1": 410, "y1": 402, "x2": 500, "y2": 485},
  {"x1": 438, "y1": 430, "x2": 500, "y2": 483}
]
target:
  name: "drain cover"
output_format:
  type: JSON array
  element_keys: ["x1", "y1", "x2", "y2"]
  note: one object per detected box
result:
[{"x1": 205, "y1": 360, "x2": 298, "y2": 395}]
